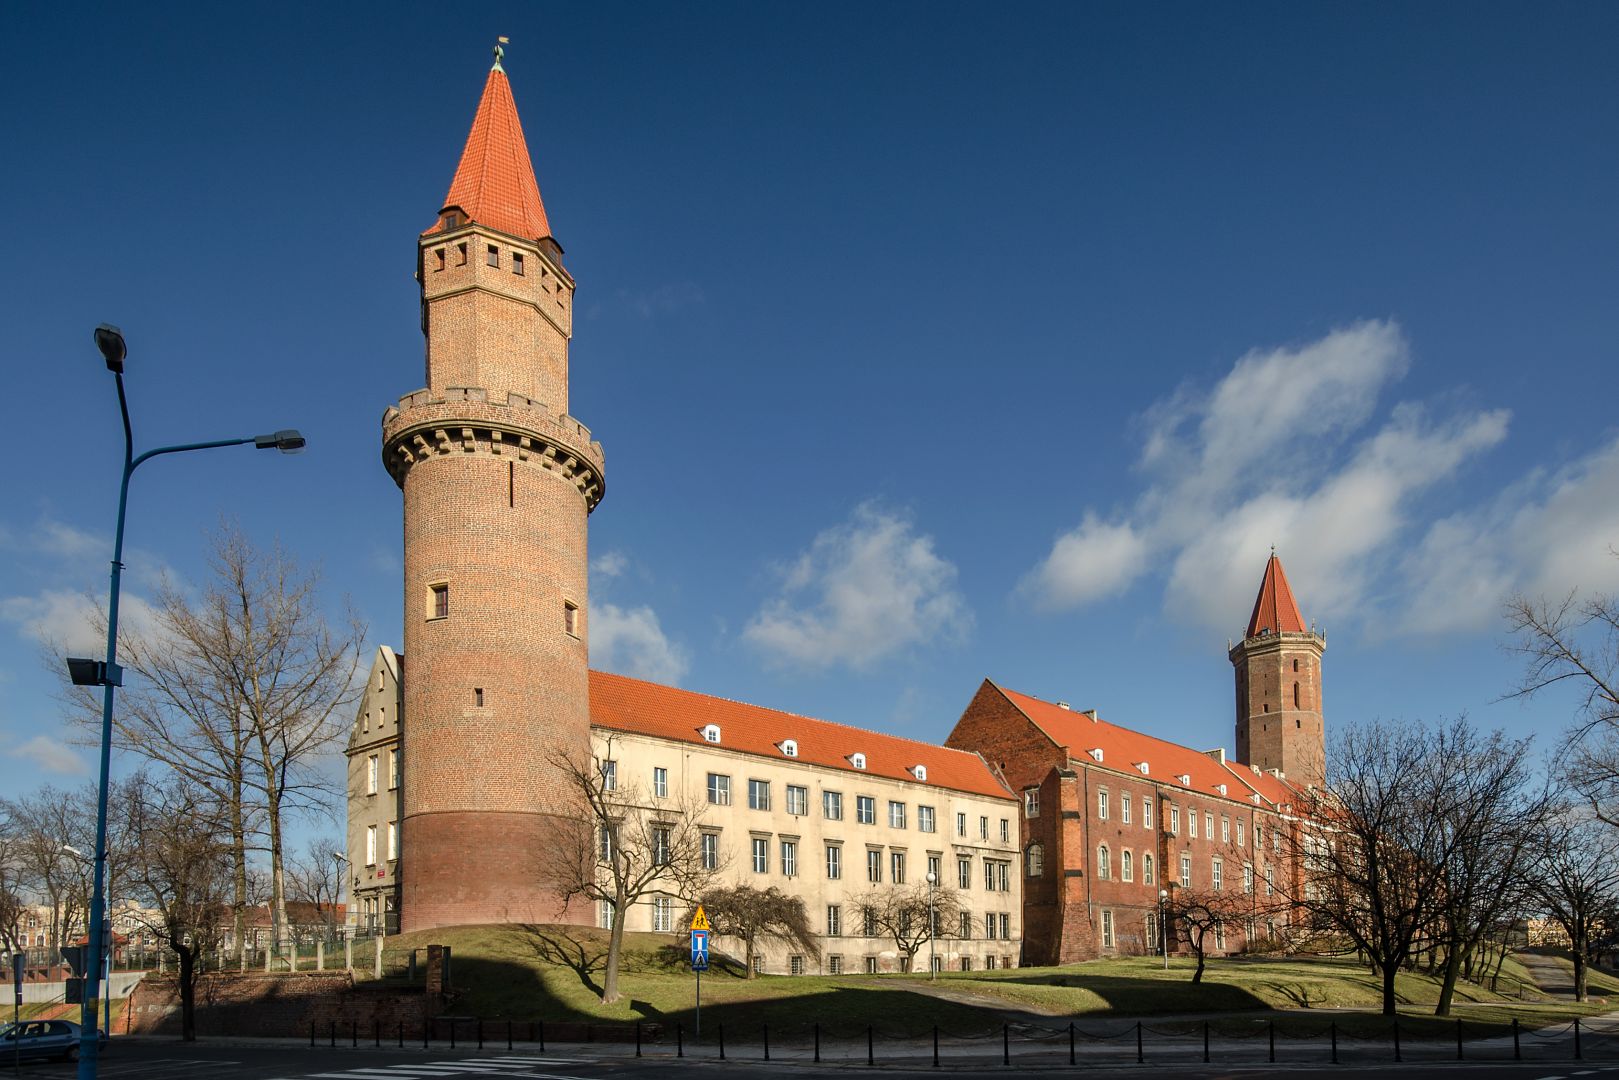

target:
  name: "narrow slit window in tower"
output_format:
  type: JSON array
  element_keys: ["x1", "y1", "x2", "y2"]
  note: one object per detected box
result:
[
  {"x1": 456, "y1": 242, "x2": 467, "y2": 265},
  {"x1": 564, "y1": 600, "x2": 579, "y2": 637},
  {"x1": 513, "y1": 252, "x2": 525, "y2": 276},
  {"x1": 474, "y1": 688, "x2": 484, "y2": 707},
  {"x1": 1293, "y1": 682, "x2": 1300, "y2": 708},
  {"x1": 435, "y1": 248, "x2": 446, "y2": 272},
  {"x1": 487, "y1": 244, "x2": 499, "y2": 267}
]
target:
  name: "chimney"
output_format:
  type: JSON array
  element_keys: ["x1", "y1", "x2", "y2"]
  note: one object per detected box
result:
[
  {"x1": 1055, "y1": 701, "x2": 1071, "y2": 710},
  {"x1": 1203, "y1": 748, "x2": 1226, "y2": 765},
  {"x1": 1082, "y1": 708, "x2": 1098, "y2": 721}
]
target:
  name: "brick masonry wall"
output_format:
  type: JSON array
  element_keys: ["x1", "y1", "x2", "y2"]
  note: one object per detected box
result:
[
  {"x1": 1231, "y1": 633, "x2": 1325, "y2": 787},
  {"x1": 124, "y1": 972, "x2": 441, "y2": 1038}
]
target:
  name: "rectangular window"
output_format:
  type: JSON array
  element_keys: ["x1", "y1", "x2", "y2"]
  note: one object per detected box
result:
[
  {"x1": 1024, "y1": 789, "x2": 1040, "y2": 817},
  {"x1": 365, "y1": 825, "x2": 376, "y2": 866},
  {"x1": 867, "y1": 849, "x2": 882, "y2": 883},
  {"x1": 959, "y1": 911, "x2": 972, "y2": 938},
  {"x1": 388, "y1": 749, "x2": 399, "y2": 789},
  {"x1": 789, "y1": 955, "x2": 805, "y2": 976},
  {"x1": 512, "y1": 252, "x2": 525, "y2": 276},
  {"x1": 998, "y1": 861, "x2": 1010, "y2": 892},
  {"x1": 456, "y1": 242, "x2": 467, "y2": 265},
  {"x1": 1237, "y1": 820, "x2": 1245, "y2": 847},
  {"x1": 1213, "y1": 858, "x2": 1223, "y2": 891},
  {"x1": 1180, "y1": 854, "x2": 1192, "y2": 888},
  {"x1": 653, "y1": 827, "x2": 671, "y2": 865},
  {"x1": 1243, "y1": 863, "x2": 1254, "y2": 894},
  {"x1": 430, "y1": 583, "x2": 449, "y2": 619},
  {"x1": 826, "y1": 845, "x2": 842, "y2": 879},
  {"x1": 1222, "y1": 817, "x2": 1230, "y2": 843},
  {"x1": 786, "y1": 785, "x2": 808, "y2": 816},
  {"x1": 474, "y1": 687, "x2": 484, "y2": 707},
  {"x1": 1102, "y1": 909, "x2": 1114, "y2": 948},
  {"x1": 386, "y1": 821, "x2": 397, "y2": 861},
  {"x1": 1143, "y1": 797, "x2": 1152, "y2": 829},
  {"x1": 985, "y1": 913, "x2": 996, "y2": 939},
  {"x1": 653, "y1": 767, "x2": 668, "y2": 798},
  {"x1": 751, "y1": 837, "x2": 768, "y2": 874},
  {"x1": 435, "y1": 248, "x2": 446, "y2": 271},
  {"x1": 888, "y1": 801, "x2": 906, "y2": 829},
  {"x1": 1000, "y1": 818, "x2": 1010, "y2": 842},
  {"x1": 918, "y1": 805, "x2": 935, "y2": 833},
  {"x1": 829, "y1": 955, "x2": 843, "y2": 975},
  {"x1": 701, "y1": 832, "x2": 718, "y2": 870},
  {"x1": 979, "y1": 816, "x2": 989, "y2": 839},
  {"x1": 1170, "y1": 806, "x2": 1180, "y2": 835},
  {"x1": 958, "y1": 856, "x2": 972, "y2": 889},
  {"x1": 1121, "y1": 793, "x2": 1132, "y2": 823},
  {"x1": 927, "y1": 854, "x2": 941, "y2": 885},
  {"x1": 600, "y1": 824, "x2": 615, "y2": 861},
  {"x1": 601, "y1": 760, "x2": 617, "y2": 792},
  {"x1": 781, "y1": 839, "x2": 798, "y2": 877},
  {"x1": 865, "y1": 956, "x2": 878, "y2": 973},
  {"x1": 890, "y1": 851, "x2": 906, "y2": 884},
  {"x1": 487, "y1": 244, "x2": 499, "y2": 266},
  {"x1": 564, "y1": 601, "x2": 579, "y2": 637},
  {"x1": 1189, "y1": 808, "x2": 1198, "y2": 838},
  {"x1": 367, "y1": 755, "x2": 378, "y2": 795},
  {"x1": 707, "y1": 774, "x2": 731, "y2": 805},
  {"x1": 1265, "y1": 866, "x2": 1274, "y2": 896},
  {"x1": 653, "y1": 896, "x2": 673, "y2": 932},
  {"x1": 1206, "y1": 811, "x2": 1214, "y2": 839},
  {"x1": 857, "y1": 796, "x2": 876, "y2": 824},
  {"x1": 823, "y1": 790, "x2": 843, "y2": 820},
  {"x1": 957, "y1": 812, "x2": 967, "y2": 837},
  {"x1": 1214, "y1": 922, "x2": 1226, "y2": 951},
  {"x1": 827, "y1": 904, "x2": 842, "y2": 937},
  {"x1": 1098, "y1": 790, "x2": 1109, "y2": 820},
  {"x1": 1144, "y1": 852, "x2": 1155, "y2": 884},
  {"x1": 598, "y1": 899, "x2": 613, "y2": 929}
]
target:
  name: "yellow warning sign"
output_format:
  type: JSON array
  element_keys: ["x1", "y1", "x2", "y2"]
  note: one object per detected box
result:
[{"x1": 690, "y1": 905, "x2": 711, "y2": 932}]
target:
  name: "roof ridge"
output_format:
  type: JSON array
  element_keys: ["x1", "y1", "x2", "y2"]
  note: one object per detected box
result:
[{"x1": 589, "y1": 669, "x2": 991, "y2": 760}]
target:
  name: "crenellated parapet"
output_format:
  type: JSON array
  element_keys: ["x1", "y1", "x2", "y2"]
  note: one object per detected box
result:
[{"x1": 382, "y1": 386, "x2": 605, "y2": 510}]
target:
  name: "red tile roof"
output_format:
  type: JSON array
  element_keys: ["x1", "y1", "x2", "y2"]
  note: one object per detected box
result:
[
  {"x1": 1245, "y1": 554, "x2": 1308, "y2": 637},
  {"x1": 994, "y1": 684, "x2": 1304, "y2": 810},
  {"x1": 589, "y1": 670, "x2": 1014, "y2": 801},
  {"x1": 424, "y1": 64, "x2": 552, "y2": 242}
]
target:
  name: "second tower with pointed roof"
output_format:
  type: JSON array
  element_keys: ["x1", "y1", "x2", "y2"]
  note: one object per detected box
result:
[{"x1": 1228, "y1": 554, "x2": 1326, "y2": 788}]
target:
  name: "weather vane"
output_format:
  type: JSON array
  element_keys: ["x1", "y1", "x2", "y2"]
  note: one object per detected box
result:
[{"x1": 493, "y1": 35, "x2": 509, "y2": 70}]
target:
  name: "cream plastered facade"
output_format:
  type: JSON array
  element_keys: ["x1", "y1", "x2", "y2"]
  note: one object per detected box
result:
[{"x1": 596, "y1": 729, "x2": 1023, "y2": 975}]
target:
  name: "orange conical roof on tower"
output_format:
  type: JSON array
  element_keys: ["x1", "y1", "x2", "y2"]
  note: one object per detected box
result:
[
  {"x1": 425, "y1": 49, "x2": 551, "y2": 242},
  {"x1": 1245, "y1": 552, "x2": 1308, "y2": 637}
]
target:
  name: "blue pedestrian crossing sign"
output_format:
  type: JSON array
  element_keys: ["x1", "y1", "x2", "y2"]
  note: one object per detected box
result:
[{"x1": 690, "y1": 929, "x2": 709, "y2": 971}]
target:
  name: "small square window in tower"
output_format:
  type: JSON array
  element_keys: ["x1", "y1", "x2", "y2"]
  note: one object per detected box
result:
[
  {"x1": 428, "y1": 583, "x2": 449, "y2": 620},
  {"x1": 487, "y1": 244, "x2": 500, "y2": 267},
  {"x1": 564, "y1": 600, "x2": 579, "y2": 637},
  {"x1": 512, "y1": 252, "x2": 525, "y2": 276}
]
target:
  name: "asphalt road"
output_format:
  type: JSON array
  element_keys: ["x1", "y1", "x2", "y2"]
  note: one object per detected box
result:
[{"x1": 2, "y1": 1036, "x2": 1616, "y2": 1080}]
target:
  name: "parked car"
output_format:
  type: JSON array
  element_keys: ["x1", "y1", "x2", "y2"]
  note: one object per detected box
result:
[{"x1": 0, "y1": 1019, "x2": 107, "y2": 1062}]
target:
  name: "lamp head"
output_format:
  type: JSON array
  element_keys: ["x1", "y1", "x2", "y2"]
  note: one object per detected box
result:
[
  {"x1": 94, "y1": 324, "x2": 126, "y2": 373},
  {"x1": 254, "y1": 429, "x2": 307, "y2": 454}
]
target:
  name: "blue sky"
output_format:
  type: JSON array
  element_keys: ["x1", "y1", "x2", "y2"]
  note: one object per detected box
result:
[{"x1": 3, "y1": 2, "x2": 1617, "y2": 813}]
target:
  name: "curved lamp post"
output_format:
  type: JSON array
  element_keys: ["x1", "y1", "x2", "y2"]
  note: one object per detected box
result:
[
  {"x1": 925, "y1": 871, "x2": 937, "y2": 980},
  {"x1": 65, "y1": 324, "x2": 304, "y2": 1079},
  {"x1": 1159, "y1": 889, "x2": 1170, "y2": 970}
]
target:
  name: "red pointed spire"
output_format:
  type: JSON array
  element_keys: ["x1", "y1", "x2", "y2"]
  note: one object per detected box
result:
[
  {"x1": 1245, "y1": 553, "x2": 1308, "y2": 637},
  {"x1": 425, "y1": 61, "x2": 552, "y2": 242}
]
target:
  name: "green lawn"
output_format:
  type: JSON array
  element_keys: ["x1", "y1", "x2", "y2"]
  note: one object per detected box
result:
[{"x1": 364, "y1": 926, "x2": 1617, "y2": 1040}]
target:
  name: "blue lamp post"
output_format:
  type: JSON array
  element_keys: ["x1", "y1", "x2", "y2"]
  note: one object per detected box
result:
[{"x1": 65, "y1": 324, "x2": 304, "y2": 1078}]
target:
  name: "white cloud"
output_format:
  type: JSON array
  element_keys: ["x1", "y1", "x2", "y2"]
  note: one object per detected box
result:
[
  {"x1": 591, "y1": 602, "x2": 689, "y2": 685},
  {"x1": 0, "y1": 588, "x2": 163, "y2": 654},
  {"x1": 1025, "y1": 320, "x2": 1522, "y2": 635},
  {"x1": 591, "y1": 551, "x2": 628, "y2": 579},
  {"x1": 10, "y1": 735, "x2": 86, "y2": 776},
  {"x1": 744, "y1": 504, "x2": 971, "y2": 670}
]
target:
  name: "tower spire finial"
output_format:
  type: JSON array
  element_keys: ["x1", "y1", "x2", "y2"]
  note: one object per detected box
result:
[{"x1": 492, "y1": 35, "x2": 509, "y2": 72}]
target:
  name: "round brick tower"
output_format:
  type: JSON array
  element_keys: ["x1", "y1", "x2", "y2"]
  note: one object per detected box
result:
[
  {"x1": 382, "y1": 50, "x2": 604, "y2": 931},
  {"x1": 1229, "y1": 553, "x2": 1326, "y2": 788}
]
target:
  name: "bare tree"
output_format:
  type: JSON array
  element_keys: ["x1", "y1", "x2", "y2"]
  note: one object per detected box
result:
[
  {"x1": 68, "y1": 524, "x2": 364, "y2": 956},
  {"x1": 119, "y1": 773, "x2": 232, "y2": 1041},
  {"x1": 0, "y1": 783, "x2": 129, "y2": 954},
  {"x1": 0, "y1": 830, "x2": 25, "y2": 956},
  {"x1": 692, "y1": 884, "x2": 818, "y2": 978},
  {"x1": 284, "y1": 836, "x2": 344, "y2": 941},
  {"x1": 1427, "y1": 723, "x2": 1552, "y2": 1015},
  {"x1": 1286, "y1": 719, "x2": 1459, "y2": 1016},
  {"x1": 548, "y1": 736, "x2": 719, "y2": 1004},
  {"x1": 855, "y1": 883, "x2": 962, "y2": 973},
  {"x1": 1168, "y1": 889, "x2": 1251, "y2": 983},
  {"x1": 1505, "y1": 587, "x2": 1619, "y2": 822},
  {"x1": 1529, "y1": 811, "x2": 1619, "y2": 1002}
]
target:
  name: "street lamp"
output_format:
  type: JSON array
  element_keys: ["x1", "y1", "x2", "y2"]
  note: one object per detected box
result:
[
  {"x1": 925, "y1": 871, "x2": 937, "y2": 981},
  {"x1": 66, "y1": 323, "x2": 304, "y2": 1080},
  {"x1": 1159, "y1": 889, "x2": 1170, "y2": 970}
]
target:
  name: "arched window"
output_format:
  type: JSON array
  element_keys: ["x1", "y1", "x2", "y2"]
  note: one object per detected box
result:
[
  {"x1": 1143, "y1": 853, "x2": 1155, "y2": 884},
  {"x1": 1121, "y1": 849, "x2": 1133, "y2": 882},
  {"x1": 1293, "y1": 682, "x2": 1301, "y2": 708},
  {"x1": 1027, "y1": 843, "x2": 1044, "y2": 877},
  {"x1": 1293, "y1": 658, "x2": 1299, "y2": 672},
  {"x1": 1097, "y1": 844, "x2": 1110, "y2": 880}
]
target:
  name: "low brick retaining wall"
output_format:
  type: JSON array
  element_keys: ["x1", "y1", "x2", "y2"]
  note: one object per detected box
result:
[{"x1": 125, "y1": 972, "x2": 437, "y2": 1037}]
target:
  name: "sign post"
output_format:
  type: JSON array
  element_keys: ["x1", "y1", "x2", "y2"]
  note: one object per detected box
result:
[
  {"x1": 690, "y1": 905, "x2": 711, "y2": 1038},
  {"x1": 12, "y1": 952, "x2": 23, "y2": 1073}
]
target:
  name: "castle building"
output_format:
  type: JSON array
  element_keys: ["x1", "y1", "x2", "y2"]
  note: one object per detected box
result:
[{"x1": 346, "y1": 52, "x2": 1321, "y2": 970}]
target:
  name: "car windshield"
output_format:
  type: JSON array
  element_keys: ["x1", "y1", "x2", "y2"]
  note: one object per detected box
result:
[{"x1": 0, "y1": 1023, "x2": 17, "y2": 1039}]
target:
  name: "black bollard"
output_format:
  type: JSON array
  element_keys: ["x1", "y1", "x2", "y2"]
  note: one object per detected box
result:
[
  {"x1": 936, "y1": 1025, "x2": 942, "y2": 1068},
  {"x1": 352, "y1": 1020, "x2": 358, "y2": 1048},
  {"x1": 636, "y1": 1020, "x2": 642, "y2": 1058},
  {"x1": 398, "y1": 1020, "x2": 403, "y2": 1048},
  {"x1": 478, "y1": 1017, "x2": 484, "y2": 1050},
  {"x1": 330, "y1": 1020, "x2": 336, "y2": 1048},
  {"x1": 1269, "y1": 1019, "x2": 1275, "y2": 1063},
  {"x1": 677, "y1": 1021, "x2": 684, "y2": 1058},
  {"x1": 508, "y1": 1019, "x2": 513, "y2": 1052},
  {"x1": 1456, "y1": 1017, "x2": 1463, "y2": 1061},
  {"x1": 1575, "y1": 1017, "x2": 1582, "y2": 1060},
  {"x1": 815, "y1": 1022, "x2": 821, "y2": 1064},
  {"x1": 450, "y1": 1018, "x2": 457, "y2": 1050},
  {"x1": 1136, "y1": 1021, "x2": 1144, "y2": 1064},
  {"x1": 1203, "y1": 1020, "x2": 1210, "y2": 1063},
  {"x1": 1330, "y1": 1021, "x2": 1337, "y2": 1065},
  {"x1": 1512, "y1": 1017, "x2": 1520, "y2": 1061},
  {"x1": 423, "y1": 1018, "x2": 430, "y2": 1050},
  {"x1": 539, "y1": 1019, "x2": 545, "y2": 1052},
  {"x1": 374, "y1": 1018, "x2": 380, "y2": 1048},
  {"x1": 764, "y1": 1023, "x2": 770, "y2": 1062},
  {"x1": 1003, "y1": 1023, "x2": 1009, "y2": 1066},
  {"x1": 868, "y1": 1025, "x2": 875, "y2": 1067},
  {"x1": 1394, "y1": 1018, "x2": 1401, "y2": 1062},
  {"x1": 719, "y1": 1023, "x2": 726, "y2": 1060},
  {"x1": 1068, "y1": 1022, "x2": 1075, "y2": 1067},
  {"x1": 309, "y1": 1020, "x2": 315, "y2": 1048}
]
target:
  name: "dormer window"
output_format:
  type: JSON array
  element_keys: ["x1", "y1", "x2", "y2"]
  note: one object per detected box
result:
[
  {"x1": 1087, "y1": 748, "x2": 1104, "y2": 763},
  {"x1": 1134, "y1": 761, "x2": 1150, "y2": 776},
  {"x1": 442, "y1": 211, "x2": 461, "y2": 229},
  {"x1": 1177, "y1": 774, "x2": 1191, "y2": 786},
  {"x1": 780, "y1": 739, "x2": 798, "y2": 758},
  {"x1": 850, "y1": 753, "x2": 867, "y2": 770},
  {"x1": 702, "y1": 724, "x2": 721, "y2": 744},
  {"x1": 1217, "y1": 783, "x2": 1227, "y2": 796},
  {"x1": 1251, "y1": 793, "x2": 1262, "y2": 805},
  {"x1": 911, "y1": 765, "x2": 927, "y2": 782}
]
